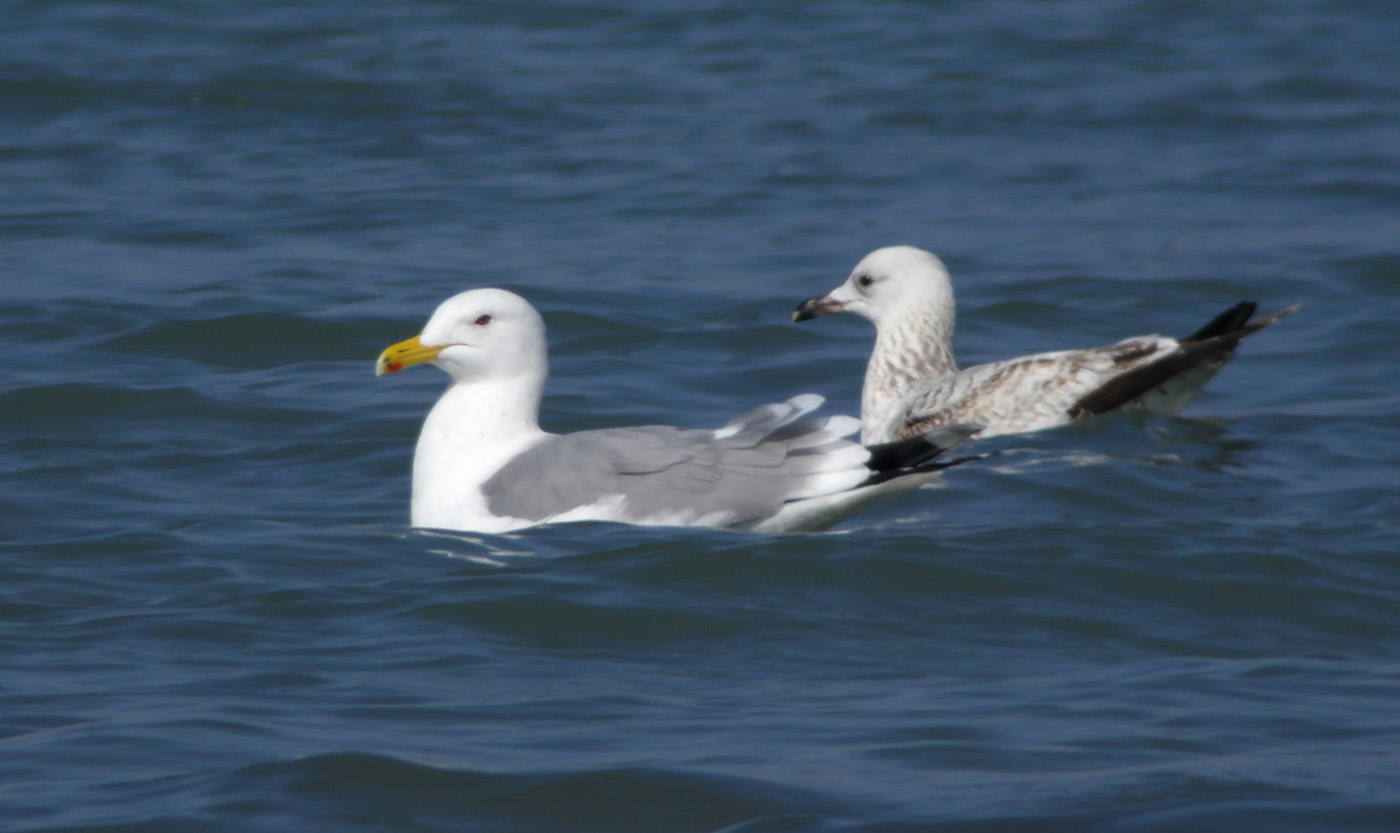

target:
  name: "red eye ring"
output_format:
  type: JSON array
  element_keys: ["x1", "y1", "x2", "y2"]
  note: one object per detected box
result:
[{"x1": 474, "y1": 314, "x2": 492, "y2": 326}]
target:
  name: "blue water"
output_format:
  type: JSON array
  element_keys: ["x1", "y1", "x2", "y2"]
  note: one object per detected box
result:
[{"x1": 3, "y1": 1, "x2": 1399, "y2": 830}]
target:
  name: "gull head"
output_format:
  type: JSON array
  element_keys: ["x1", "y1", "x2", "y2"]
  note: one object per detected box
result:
[
  {"x1": 793, "y1": 246, "x2": 955, "y2": 330},
  {"x1": 376, "y1": 288, "x2": 548, "y2": 384}
]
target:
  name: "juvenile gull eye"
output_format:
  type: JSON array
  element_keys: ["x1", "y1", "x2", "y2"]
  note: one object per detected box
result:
[
  {"x1": 857, "y1": 274, "x2": 874, "y2": 288},
  {"x1": 474, "y1": 314, "x2": 492, "y2": 326}
]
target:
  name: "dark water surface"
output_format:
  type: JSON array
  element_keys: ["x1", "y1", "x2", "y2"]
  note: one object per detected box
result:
[{"x1": 3, "y1": 1, "x2": 1399, "y2": 830}]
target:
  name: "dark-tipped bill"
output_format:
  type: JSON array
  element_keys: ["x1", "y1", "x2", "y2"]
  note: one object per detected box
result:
[
  {"x1": 792, "y1": 292, "x2": 845, "y2": 323},
  {"x1": 376, "y1": 334, "x2": 443, "y2": 376}
]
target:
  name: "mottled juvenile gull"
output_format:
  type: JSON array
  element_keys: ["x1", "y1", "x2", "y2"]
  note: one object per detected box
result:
[
  {"x1": 794, "y1": 246, "x2": 1297, "y2": 443},
  {"x1": 377, "y1": 288, "x2": 977, "y2": 534}
]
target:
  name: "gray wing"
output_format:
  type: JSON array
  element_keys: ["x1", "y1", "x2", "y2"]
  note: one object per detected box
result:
[{"x1": 482, "y1": 396, "x2": 871, "y2": 527}]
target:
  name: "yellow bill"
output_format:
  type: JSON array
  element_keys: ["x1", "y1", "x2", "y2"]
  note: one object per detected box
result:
[{"x1": 376, "y1": 334, "x2": 443, "y2": 376}]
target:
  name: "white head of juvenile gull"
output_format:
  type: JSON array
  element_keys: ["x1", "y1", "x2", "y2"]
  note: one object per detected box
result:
[
  {"x1": 793, "y1": 246, "x2": 961, "y2": 440},
  {"x1": 794, "y1": 245, "x2": 1298, "y2": 444},
  {"x1": 377, "y1": 288, "x2": 978, "y2": 534}
]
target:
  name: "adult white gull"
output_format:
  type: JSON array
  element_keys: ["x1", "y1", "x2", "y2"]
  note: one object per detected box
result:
[
  {"x1": 794, "y1": 246, "x2": 1297, "y2": 444},
  {"x1": 376, "y1": 288, "x2": 977, "y2": 534}
]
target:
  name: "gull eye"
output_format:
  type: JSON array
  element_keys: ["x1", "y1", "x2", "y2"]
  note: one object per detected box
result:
[
  {"x1": 857, "y1": 274, "x2": 874, "y2": 288},
  {"x1": 474, "y1": 314, "x2": 492, "y2": 326}
]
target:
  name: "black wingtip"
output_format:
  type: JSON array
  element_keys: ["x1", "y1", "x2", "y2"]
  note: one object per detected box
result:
[
  {"x1": 1070, "y1": 301, "x2": 1296, "y2": 419},
  {"x1": 1181, "y1": 301, "x2": 1257, "y2": 342},
  {"x1": 864, "y1": 423, "x2": 981, "y2": 473},
  {"x1": 864, "y1": 435, "x2": 939, "y2": 473}
]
